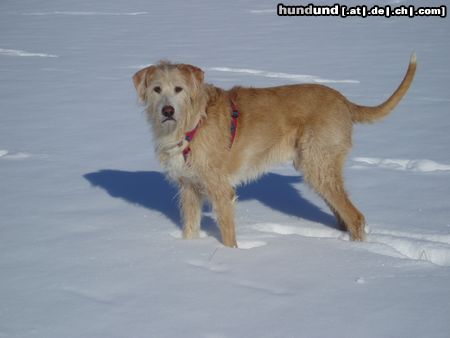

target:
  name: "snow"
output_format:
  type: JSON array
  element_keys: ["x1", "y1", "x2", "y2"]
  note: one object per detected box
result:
[
  {"x1": 208, "y1": 66, "x2": 360, "y2": 83},
  {"x1": 20, "y1": 11, "x2": 148, "y2": 16},
  {"x1": 0, "y1": 49, "x2": 58, "y2": 58},
  {"x1": 351, "y1": 157, "x2": 450, "y2": 172},
  {"x1": 1, "y1": 0, "x2": 450, "y2": 337}
]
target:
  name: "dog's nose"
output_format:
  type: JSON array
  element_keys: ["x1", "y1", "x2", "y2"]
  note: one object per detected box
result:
[{"x1": 162, "y1": 105, "x2": 175, "y2": 117}]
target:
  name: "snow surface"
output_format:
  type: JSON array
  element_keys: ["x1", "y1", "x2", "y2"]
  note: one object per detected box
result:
[{"x1": 1, "y1": 0, "x2": 449, "y2": 337}]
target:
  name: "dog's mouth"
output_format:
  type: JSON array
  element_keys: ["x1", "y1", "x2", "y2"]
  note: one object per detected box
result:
[{"x1": 162, "y1": 117, "x2": 176, "y2": 123}]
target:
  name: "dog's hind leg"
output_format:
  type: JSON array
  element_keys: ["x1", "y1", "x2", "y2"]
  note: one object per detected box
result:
[
  {"x1": 294, "y1": 142, "x2": 366, "y2": 241},
  {"x1": 180, "y1": 180, "x2": 203, "y2": 239},
  {"x1": 324, "y1": 200, "x2": 347, "y2": 231}
]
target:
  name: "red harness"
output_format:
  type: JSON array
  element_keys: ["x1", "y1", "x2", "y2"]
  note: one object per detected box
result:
[{"x1": 182, "y1": 99, "x2": 240, "y2": 161}]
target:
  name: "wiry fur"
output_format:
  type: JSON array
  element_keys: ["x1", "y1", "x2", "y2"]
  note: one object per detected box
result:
[{"x1": 133, "y1": 56, "x2": 416, "y2": 248}]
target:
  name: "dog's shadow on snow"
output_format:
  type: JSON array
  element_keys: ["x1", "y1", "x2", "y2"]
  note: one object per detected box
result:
[{"x1": 83, "y1": 170, "x2": 336, "y2": 238}]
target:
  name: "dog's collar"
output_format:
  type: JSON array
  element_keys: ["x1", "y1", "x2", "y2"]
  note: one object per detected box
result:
[{"x1": 182, "y1": 99, "x2": 240, "y2": 161}]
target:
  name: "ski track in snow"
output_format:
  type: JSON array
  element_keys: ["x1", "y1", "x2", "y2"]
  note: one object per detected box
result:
[
  {"x1": 0, "y1": 149, "x2": 48, "y2": 160},
  {"x1": 207, "y1": 67, "x2": 360, "y2": 84},
  {"x1": 0, "y1": 48, "x2": 58, "y2": 58},
  {"x1": 252, "y1": 223, "x2": 450, "y2": 266},
  {"x1": 249, "y1": 9, "x2": 275, "y2": 14},
  {"x1": 351, "y1": 157, "x2": 450, "y2": 173},
  {"x1": 21, "y1": 11, "x2": 148, "y2": 16},
  {"x1": 0, "y1": 149, "x2": 33, "y2": 160},
  {"x1": 127, "y1": 64, "x2": 359, "y2": 84}
]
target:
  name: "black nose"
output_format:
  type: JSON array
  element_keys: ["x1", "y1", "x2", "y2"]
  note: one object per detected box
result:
[{"x1": 162, "y1": 105, "x2": 175, "y2": 117}]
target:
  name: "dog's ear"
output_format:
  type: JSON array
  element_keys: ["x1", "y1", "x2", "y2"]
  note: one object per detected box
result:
[
  {"x1": 177, "y1": 64, "x2": 204, "y2": 84},
  {"x1": 132, "y1": 65, "x2": 157, "y2": 103}
]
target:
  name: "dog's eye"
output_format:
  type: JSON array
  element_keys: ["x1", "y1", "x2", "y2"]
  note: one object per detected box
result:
[
  {"x1": 153, "y1": 86, "x2": 161, "y2": 93},
  {"x1": 174, "y1": 86, "x2": 183, "y2": 93}
]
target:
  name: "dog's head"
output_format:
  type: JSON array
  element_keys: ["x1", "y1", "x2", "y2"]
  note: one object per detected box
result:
[{"x1": 133, "y1": 61, "x2": 205, "y2": 136}]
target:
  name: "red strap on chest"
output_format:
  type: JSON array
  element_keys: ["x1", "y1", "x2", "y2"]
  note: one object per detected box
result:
[
  {"x1": 182, "y1": 99, "x2": 240, "y2": 161},
  {"x1": 182, "y1": 123, "x2": 200, "y2": 161}
]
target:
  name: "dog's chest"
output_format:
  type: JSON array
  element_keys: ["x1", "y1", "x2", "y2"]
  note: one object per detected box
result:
[
  {"x1": 158, "y1": 148, "x2": 198, "y2": 183},
  {"x1": 161, "y1": 153, "x2": 185, "y2": 180}
]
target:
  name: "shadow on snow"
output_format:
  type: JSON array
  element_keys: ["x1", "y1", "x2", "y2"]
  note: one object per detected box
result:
[{"x1": 83, "y1": 170, "x2": 337, "y2": 235}]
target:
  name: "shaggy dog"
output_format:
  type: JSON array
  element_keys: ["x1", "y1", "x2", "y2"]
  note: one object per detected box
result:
[{"x1": 133, "y1": 55, "x2": 416, "y2": 247}]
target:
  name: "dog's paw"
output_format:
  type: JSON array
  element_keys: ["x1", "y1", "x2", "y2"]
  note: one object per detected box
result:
[
  {"x1": 182, "y1": 228, "x2": 202, "y2": 240},
  {"x1": 350, "y1": 231, "x2": 366, "y2": 242}
]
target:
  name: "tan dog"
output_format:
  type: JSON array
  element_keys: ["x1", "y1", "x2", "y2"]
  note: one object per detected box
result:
[{"x1": 133, "y1": 55, "x2": 416, "y2": 248}]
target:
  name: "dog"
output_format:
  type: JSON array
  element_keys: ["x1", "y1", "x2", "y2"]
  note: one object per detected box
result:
[{"x1": 133, "y1": 55, "x2": 416, "y2": 248}]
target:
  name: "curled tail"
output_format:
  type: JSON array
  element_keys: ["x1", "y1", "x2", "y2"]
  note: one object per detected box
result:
[{"x1": 350, "y1": 53, "x2": 417, "y2": 123}]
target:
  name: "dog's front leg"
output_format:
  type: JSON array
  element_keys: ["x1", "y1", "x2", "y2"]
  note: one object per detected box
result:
[
  {"x1": 207, "y1": 183, "x2": 238, "y2": 248},
  {"x1": 179, "y1": 180, "x2": 203, "y2": 239}
]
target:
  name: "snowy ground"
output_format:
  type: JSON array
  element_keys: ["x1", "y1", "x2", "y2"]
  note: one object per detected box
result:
[{"x1": 1, "y1": 0, "x2": 449, "y2": 337}]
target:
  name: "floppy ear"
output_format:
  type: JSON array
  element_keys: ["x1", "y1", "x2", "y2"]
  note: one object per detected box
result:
[
  {"x1": 177, "y1": 64, "x2": 204, "y2": 84},
  {"x1": 132, "y1": 65, "x2": 157, "y2": 103}
]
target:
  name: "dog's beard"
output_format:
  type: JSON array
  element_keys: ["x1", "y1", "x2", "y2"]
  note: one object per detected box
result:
[{"x1": 160, "y1": 118, "x2": 177, "y2": 134}]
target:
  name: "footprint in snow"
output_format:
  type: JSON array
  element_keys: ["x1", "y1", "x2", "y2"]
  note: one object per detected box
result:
[
  {"x1": 253, "y1": 223, "x2": 450, "y2": 267},
  {"x1": 350, "y1": 157, "x2": 450, "y2": 173},
  {"x1": 169, "y1": 223, "x2": 450, "y2": 266}
]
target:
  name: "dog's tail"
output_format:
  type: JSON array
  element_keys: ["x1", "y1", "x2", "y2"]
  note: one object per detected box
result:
[{"x1": 349, "y1": 53, "x2": 417, "y2": 124}]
